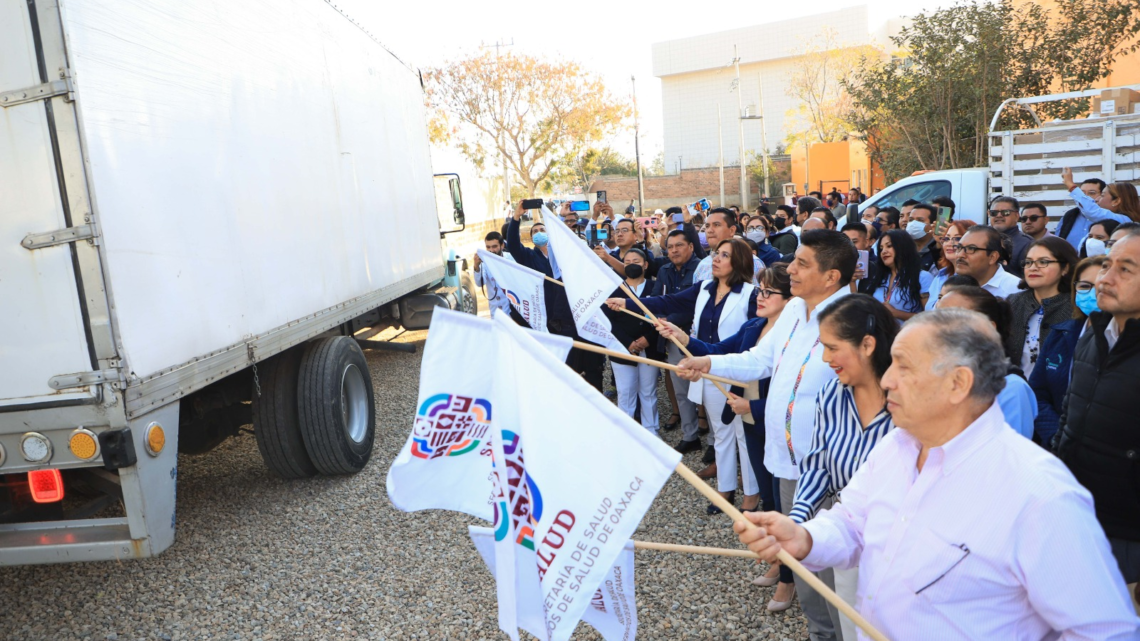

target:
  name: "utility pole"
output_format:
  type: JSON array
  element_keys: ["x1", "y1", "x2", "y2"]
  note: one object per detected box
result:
[
  {"x1": 718, "y1": 103, "x2": 725, "y2": 207},
  {"x1": 632, "y1": 75, "x2": 644, "y2": 216},
  {"x1": 732, "y1": 46, "x2": 747, "y2": 211},
  {"x1": 741, "y1": 72, "x2": 771, "y2": 201},
  {"x1": 481, "y1": 39, "x2": 514, "y2": 208}
]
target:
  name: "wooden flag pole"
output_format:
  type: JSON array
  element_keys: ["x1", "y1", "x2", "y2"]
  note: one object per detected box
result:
[
  {"x1": 570, "y1": 341, "x2": 747, "y2": 388},
  {"x1": 618, "y1": 282, "x2": 734, "y2": 399},
  {"x1": 673, "y1": 463, "x2": 891, "y2": 641},
  {"x1": 633, "y1": 540, "x2": 760, "y2": 559}
]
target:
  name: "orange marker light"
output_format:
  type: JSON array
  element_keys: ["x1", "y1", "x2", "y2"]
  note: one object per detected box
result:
[{"x1": 28, "y1": 469, "x2": 64, "y2": 503}]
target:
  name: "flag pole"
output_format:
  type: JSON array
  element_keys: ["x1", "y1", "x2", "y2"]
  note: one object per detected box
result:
[
  {"x1": 633, "y1": 540, "x2": 761, "y2": 559},
  {"x1": 672, "y1": 463, "x2": 891, "y2": 641},
  {"x1": 570, "y1": 341, "x2": 747, "y2": 387},
  {"x1": 618, "y1": 282, "x2": 734, "y2": 399}
]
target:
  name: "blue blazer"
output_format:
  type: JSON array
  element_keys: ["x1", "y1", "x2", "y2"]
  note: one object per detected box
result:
[
  {"x1": 1028, "y1": 318, "x2": 1082, "y2": 445},
  {"x1": 684, "y1": 317, "x2": 771, "y2": 419}
]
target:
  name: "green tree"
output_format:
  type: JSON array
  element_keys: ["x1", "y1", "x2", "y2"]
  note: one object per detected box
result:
[
  {"x1": 646, "y1": 151, "x2": 666, "y2": 176},
  {"x1": 425, "y1": 52, "x2": 631, "y2": 197},
  {"x1": 557, "y1": 147, "x2": 638, "y2": 189},
  {"x1": 747, "y1": 151, "x2": 792, "y2": 198},
  {"x1": 847, "y1": 0, "x2": 1140, "y2": 182}
]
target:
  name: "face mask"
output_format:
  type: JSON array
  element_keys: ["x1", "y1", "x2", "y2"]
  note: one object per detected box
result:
[
  {"x1": 624, "y1": 264, "x2": 644, "y2": 279},
  {"x1": 906, "y1": 220, "x2": 928, "y2": 239},
  {"x1": 746, "y1": 229, "x2": 767, "y2": 244},
  {"x1": 1075, "y1": 289, "x2": 1100, "y2": 316},
  {"x1": 871, "y1": 220, "x2": 883, "y2": 233},
  {"x1": 532, "y1": 231, "x2": 548, "y2": 247},
  {"x1": 772, "y1": 217, "x2": 787, "y2": 230},
  {"x1": 698, "y1": 232, "x2": 709, "y2": 249},
  {"x1": 1084, "y1": 237, "x2": 1106, "y2": 257}
]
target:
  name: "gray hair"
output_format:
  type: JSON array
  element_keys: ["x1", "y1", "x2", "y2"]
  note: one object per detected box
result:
[{"x1": 906, "y1": 309, "x2": 1007, "y2": 402}]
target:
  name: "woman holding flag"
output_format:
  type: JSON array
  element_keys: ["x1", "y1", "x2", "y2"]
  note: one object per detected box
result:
[
  {"x1": 605, "y1": 248, "x2": 662, "y2": 435},
  {"x1": 606, "y1": 238, "x2": 760, "y2": 516}
]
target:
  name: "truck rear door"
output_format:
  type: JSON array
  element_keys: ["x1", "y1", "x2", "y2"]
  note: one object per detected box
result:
[{"x1": 0, "y1": 0, "x2": 99, "y2": 408}]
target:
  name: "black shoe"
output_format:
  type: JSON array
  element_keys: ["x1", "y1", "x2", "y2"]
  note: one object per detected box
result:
[
  {"x1": 707, "y1": 491, "x2": 735, "y2": 515},
  {"x1": 674, "y1": 438, "x2": 702, "y2": 454},
  {"x1": 663, "y1": 416, "x2": 681, "y2": 431},
  {"x1": 702, "y1": 444, "x2": 716, "y2": 464}
]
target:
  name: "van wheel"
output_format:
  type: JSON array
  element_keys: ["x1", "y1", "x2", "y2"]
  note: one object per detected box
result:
[
  {"x1": 298, "y1": 337, "x2": 375, "y2": 475},
  {"x1": 253, "y1": 348, "x2": 318, "y2": 478},
  {"x1": 461, "y1": 274, "x2": 478, "y2": 315}
]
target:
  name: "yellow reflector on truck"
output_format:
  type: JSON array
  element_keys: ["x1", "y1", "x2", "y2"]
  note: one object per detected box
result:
[
  {"x1": 69, "y1": 429, "x2": 99, "y2": 461},
  {"x1": 145, "y1": 423, "x2": 165, "y2": 457}
]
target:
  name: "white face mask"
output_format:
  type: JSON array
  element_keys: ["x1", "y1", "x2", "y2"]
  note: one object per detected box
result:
[
  {"x1": 745, "y1": 229, "x2": 767, "y2": 244},
  {"x1": 1085, "y1": 237, "x2": 1107, "y2": 257},
  {"x1": 905, "y1": 220, "x2": 928, "y2": 240}
]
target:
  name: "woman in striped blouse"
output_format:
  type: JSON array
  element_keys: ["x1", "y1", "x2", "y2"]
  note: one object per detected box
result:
[{"x1": 792, "y1": 293, "x2": 899, "y2": 641}]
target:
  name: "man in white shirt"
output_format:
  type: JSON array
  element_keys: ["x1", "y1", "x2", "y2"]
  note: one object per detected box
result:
[
  {"x1": 954, "y1": 226, "x2": 1022, "y2": 298},
  {"x1": 734, "y1": 309, "x2": 1140, "y2": 641},
  {"x1": 692, "y1": 208, "x2": 764, "y2": 283},
  {"x1": 473, "y1": 231, "x2": 515, "y2": 316},
  {"x1": 680, "y1": 229, "x2": 856, "y2": 641}
]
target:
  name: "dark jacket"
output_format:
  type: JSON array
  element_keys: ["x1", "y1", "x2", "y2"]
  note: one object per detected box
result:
[
  {"x1": 650, "y1": 253, "x2": 700, "y2": 351},
  {"x1": 1005, "y1": 291, "x2": 1075, "y2": 368},
  {"x1": 506, "y1": 218, "x2": 573, "y2": 328},
  {"x1": 755, "y1": 242, "x2": 783, "y2": 268},
  {"x1": 685, "y1": 317, "x2": 771, "y2": 423},
  {"x1": 769, "y1": 229, "x2": 798, "y2": 255},
  {"x1": 1002, "y1": 227, "x2": 1034, "y2": 278},
  {"x1": 1056, "y1": 313, "x2": 1140, "y2": 541},
  {"x1": 915, "y1": 238, "x2": 939, "y2": 273},
  {"x1": 1029, "y1": 318, "x2": 1082, "y2": 445},
  {"x1": 604, "y1": 279, "x2": 660, "y2": 366}
]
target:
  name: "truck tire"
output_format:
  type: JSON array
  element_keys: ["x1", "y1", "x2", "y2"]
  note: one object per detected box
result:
[
  {"x1": 298, "y1": 336, "x2": 375, "y2": 475},
  {"x1": 253, "y1": 348, "x2": 318, "y2": 478},
  {"x1": 461, "y1": 274, "x2": 479, "y2": 316}
]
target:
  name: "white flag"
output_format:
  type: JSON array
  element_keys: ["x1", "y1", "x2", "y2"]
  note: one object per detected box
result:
[
  {"x1": 542, "y1": 214, "x2": 626, "y2": 352},
  {"x1": 540, "y1": 205, "x2": 562, "y2": 279},
  {"x1": 469, "y1": 526, "x2": 638, "y2": 641},
  {"x1": 490, "y1": 313, "x2": 680, "y2": 641},
  {"x1": 385, "y1": 309, "x2": 571, "y2": 520},
  {"x1": 477, "y1": 249, "x2": 549, "y2": 332}
]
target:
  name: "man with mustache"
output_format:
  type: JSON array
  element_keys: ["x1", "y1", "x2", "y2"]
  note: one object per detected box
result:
[{"x1": 950, "y1": 226, "x2": 1021, "y2": 299}]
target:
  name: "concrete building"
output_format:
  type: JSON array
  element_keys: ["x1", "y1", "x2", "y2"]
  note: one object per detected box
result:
[{"x1": 651, "y1": 6, "x2": 900, "y2": 171}]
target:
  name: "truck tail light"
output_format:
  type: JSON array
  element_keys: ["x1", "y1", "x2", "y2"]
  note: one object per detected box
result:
[{"x1": 28, "y1": 469, "x2": 64, "y2": 503}]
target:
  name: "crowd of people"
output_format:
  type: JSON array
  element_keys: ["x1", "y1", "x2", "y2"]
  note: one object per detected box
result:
[{"x1": 472, "y1": 176, "x2": 1140, "y2": 639}]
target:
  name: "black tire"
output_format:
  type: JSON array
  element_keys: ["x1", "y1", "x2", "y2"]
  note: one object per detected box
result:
[
  {"x1": 253, "y1": 348, "x2": 318, "y2": 478},
  {"x1": 460, "y1": 274, "x2": 479, "y2": 316},
  {"x1": 298, "y1": 336, "x2": 376, "y2": 475}
]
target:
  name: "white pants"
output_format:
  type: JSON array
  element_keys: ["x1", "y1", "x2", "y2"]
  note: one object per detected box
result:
[
  {"x1": 611, "y1": 357, "x2": 659, "y2": 433},
  {"x1": 833, "y1": 565, "x2": 858, "y2": 641},
  {"x1": 701, "y1": 379, "x2": 758, "y2": 494}
]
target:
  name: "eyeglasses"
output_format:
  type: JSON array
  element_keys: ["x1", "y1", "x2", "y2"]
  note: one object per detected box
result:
[
  {"x1": 988, "y1": 209, "x2": 1017, "y2": 218},
  {"x1": 1022, "y1": 258, "x2": 1059, "y2": 269},
  {"x1": 758, "y1": 288, "x2": 787, "y2": 299},
  {"x1": 1019, "y1": 214, "x2": 1046, "y2": 224},
  {"x1": 1075, "y1": 282, "x2": 1096, "y2": 292},
  {"x1": 956, "y1": 244, "x2": 993, "y2": 255}
]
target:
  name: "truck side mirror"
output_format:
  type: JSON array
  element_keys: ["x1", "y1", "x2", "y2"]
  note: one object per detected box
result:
[{"x1": 449, "y1": 177, "x2": 465, "y2": 226}]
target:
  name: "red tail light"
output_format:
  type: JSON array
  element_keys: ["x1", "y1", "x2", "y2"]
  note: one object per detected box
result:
[{"x1": 28, "y1": 469, "x2": 64, "y2": 503}]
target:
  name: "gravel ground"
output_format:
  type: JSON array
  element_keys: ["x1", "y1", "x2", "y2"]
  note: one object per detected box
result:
[{"x1": 1, "y1": 304, "x2": 810, "y2": 640}]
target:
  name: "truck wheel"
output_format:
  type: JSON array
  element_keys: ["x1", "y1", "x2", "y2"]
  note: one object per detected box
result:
[
  {"x1": 298, "y1": 336, "x2": 375, "y2": 475},
  {"x1": 460, "y1": 274, "x2": 478, "y2": 315},
  {"x1": 253, "y1": 348, "x2": 318, "y2": 478}
]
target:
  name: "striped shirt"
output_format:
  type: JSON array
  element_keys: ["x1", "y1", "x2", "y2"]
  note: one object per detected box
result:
[{"x1": 790, "y1": 380, "x2": 894, "y2": 523}]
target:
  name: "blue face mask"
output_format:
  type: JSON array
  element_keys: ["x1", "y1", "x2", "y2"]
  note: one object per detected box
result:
[
  {"x1": 698, "y1": 232, "x2": 709, "y2": 249},
  {"x1": 1075, "y1": 289, "x2": 1099, "y2": 316},
  {"x1": 532, "y1": 231, "x2": 548, "y2": 247}
]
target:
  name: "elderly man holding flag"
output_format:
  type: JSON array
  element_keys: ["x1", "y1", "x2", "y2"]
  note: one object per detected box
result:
[{"x1": 734, "y1": 309, "x2": 1140, "y2": 640}]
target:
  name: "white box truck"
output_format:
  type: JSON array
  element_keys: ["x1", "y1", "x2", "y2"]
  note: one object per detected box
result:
[
  {"x1": 1, "y1": 0, "x2": 477, "y2": 564},
  {"x1": 859, "y1": 85, "x2": 1140, "y2": 228}
]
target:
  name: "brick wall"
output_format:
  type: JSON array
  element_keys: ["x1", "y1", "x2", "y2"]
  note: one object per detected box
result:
[{"x1": 588, "y1": 163, "x2": 790, "y2": 212}]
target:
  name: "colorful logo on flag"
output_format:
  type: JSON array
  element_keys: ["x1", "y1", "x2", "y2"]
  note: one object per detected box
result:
[
  {"x1": 492, "y1": 430, "x2": 544, "y2": 550},
  {"x1": 410, "y1": 394, "x2": 492, "y2": 460},
  {"x1": 505, "y1": 290, "x2": 522, "y2": 308}
]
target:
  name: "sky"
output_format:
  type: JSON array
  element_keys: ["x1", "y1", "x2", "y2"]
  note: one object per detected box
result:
[{"x1": 335, "y1": 0, "x2": 958, "y2": 180}]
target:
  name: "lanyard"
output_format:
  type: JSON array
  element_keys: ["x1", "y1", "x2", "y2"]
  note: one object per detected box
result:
[{"x1": 772, "y1": 317, "x2": 820, "y2": 465}]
